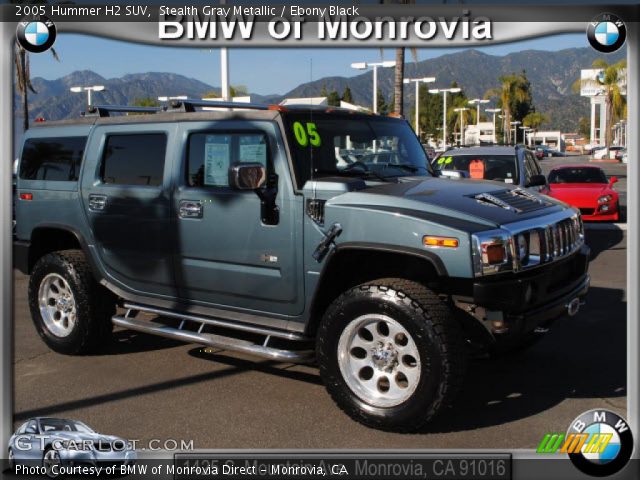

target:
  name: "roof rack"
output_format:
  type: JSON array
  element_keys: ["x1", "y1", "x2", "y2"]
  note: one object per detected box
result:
[
  {"x1": 165, "y1": 98, "x2": 270, "y2": 113},
  {"x1": 83, "y1": 105, "x2": 163, "y2": 117}
]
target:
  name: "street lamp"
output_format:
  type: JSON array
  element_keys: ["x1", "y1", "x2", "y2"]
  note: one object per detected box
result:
[
  {"x1": 69, "y1": 85, "x2": 105, "y2": 106},
  {"x1": 428, "y1": 87, "x2": 461, "y2": 149},
  {"x1": 403, "y1": 77, "x2": 436, "y2": 139},
  {"x1": 519, "y1": 126, "x2": 532, "y2": 146},
  {"x1": 485, "y1": 108, "x2": 501, "y2": 144},
  {"x1": 454, "y1": 107, "x2": 469, "y2": 145},
  {"x1": 510, "y1": 121, "x2": 521, "y2": 144},
  {"x1": 351, "y1": 60, "x2": 396, "y2": 114},
  {"x1": 468, "y1": 98, "x2": 489, "y2": 124}
]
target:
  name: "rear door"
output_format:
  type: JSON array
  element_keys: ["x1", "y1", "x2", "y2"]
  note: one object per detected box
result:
[{"x1": 81, "y1": 124, "x2": 177, "y2": 296}]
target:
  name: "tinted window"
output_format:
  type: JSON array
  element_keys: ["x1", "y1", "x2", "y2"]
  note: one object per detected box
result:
[
  {"x1": 187, "y1": 132, "x2": 268, "y2": 187},
  {"x1": 101, "y1": 134, "x2": 166, "y2": 186},
  {"x1": 435, "y1": 154, "x2": 519, "y2": 184},
  {"x1": 549, "y1": 168, "x2": 608, "y2": 184},
  {"x1": 19, "y1": 137, "x2": 86, "y2": 181}
]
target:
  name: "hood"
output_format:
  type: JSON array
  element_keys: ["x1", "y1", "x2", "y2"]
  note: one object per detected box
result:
[
  {"x1": 547, "y1": 183, "x2": 614, "y2": 203},
  {"x1": 328, "y1": 177, "x2": 567, "y2": 228}
]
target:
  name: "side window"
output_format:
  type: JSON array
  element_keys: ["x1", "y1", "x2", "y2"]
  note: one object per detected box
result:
[
  {"x1": 187, "y1": 132, "x2": 269, "y2": 187},
  {"x1": 523, "y1": 153, "x2": 535, "y2": 182},
  {"x1": 19, "y1": 136, "x2": 86, "y2": 181},
  {"x1": 25, "y1": 420, "x2": 37, "y2": 434},
  {"x1": 101, "y1": 134, "x2": 166, "y2": 186}
]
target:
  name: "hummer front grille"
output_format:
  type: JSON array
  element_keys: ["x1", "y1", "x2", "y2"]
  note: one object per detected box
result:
[{"x1": 519, "y1": 215, "x2": 584, "y2": 269}]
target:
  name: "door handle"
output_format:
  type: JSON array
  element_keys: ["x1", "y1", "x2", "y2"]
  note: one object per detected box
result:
[
  {"x1": 179, "y1": 200, "x2": 203, "y2": 219},
  {"x1": 88, "y1": 194, "x2": 107, "y2": 211}
]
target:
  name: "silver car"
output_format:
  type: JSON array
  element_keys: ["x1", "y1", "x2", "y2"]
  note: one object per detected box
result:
[{"x1": 8, "y1": 417, "x2": 136, "y2": 472}]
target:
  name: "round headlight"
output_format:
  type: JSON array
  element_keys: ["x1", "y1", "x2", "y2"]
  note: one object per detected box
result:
[
  {"x1": 517, "y1": 233, "x2": 528, "y2": 261},
  {"x1": 598, "y1": 194, "x2": 612, "y2": 204}
]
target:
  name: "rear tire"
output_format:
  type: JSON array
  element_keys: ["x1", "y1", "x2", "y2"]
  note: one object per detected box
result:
[
  {"x1": 317, "y1": 278, "x2": 467, "y2": 431},
  {"x1": 28, "y1": 250, "x2": 115, "y2": 355}
]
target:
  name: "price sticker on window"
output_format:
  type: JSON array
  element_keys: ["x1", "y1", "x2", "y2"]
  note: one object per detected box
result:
[{"x1": 469, "y1": 158, "x2": 485, "y2": 179}]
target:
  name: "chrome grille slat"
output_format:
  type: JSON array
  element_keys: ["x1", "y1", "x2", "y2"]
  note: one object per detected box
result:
[{"x1": 515, "y1": 214, "x2": 583, "y2": 270}]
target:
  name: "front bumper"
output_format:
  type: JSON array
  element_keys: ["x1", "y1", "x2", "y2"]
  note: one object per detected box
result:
[{"x1": 451, "y1": 244, "x2": 590, "y2": 338}]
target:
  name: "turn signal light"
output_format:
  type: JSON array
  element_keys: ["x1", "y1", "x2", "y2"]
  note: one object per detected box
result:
[
  {"x1": 423, "y1": 236, "x2": 459, "y2": 248},
  {"x1": 19, "y1": 193, "x2": 33, "y2": 201}
]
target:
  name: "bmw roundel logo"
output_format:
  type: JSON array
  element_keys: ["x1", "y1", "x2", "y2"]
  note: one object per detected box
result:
[
  {"x1": 587, "y1": 14, "x2": 626, "y2": 53},
  {"x1": 567, "y1": 409, "x2": 633, "y2": 477},
  {"x1": 16, "y1": 16, "x2": 56, "y2": 53}
]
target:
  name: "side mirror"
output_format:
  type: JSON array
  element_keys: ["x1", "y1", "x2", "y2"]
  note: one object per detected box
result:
[
  {"x1": 228, "y1": 163, "x2": 266, "y2": 190},
  {"x1": 527, "y1": 174, "x2": 547, "y2": 188},
  {"x1": 609, "y1": 176, "x2": 618, "y2": 185}
]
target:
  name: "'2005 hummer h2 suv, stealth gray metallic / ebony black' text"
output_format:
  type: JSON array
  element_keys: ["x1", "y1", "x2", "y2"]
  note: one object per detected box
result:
[{"x1": 14, "y1": 100, "x2": 590, "y2": 431}]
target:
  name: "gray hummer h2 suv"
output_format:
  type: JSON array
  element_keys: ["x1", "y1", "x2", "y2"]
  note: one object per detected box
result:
[{"x1": 14, "y1": 100, "x2": 590, "y2": 431}]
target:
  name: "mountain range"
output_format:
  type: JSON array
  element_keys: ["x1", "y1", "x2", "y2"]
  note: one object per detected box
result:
[{"x1": 16, "y1": 46, "x2": 625, "y2": 133}]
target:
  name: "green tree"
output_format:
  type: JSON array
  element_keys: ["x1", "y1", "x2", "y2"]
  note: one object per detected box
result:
[
  {"x1": 341, "y1": 86, "x2": 353, "y2": 104},
  {"x1": 14, "y1": 7, "x2": 59, "y2": 131},
  {"x1": 327, "y1": 90, "x2": 341, "y2": 107},
  {"x1": 129, "y1": 97, "x2": 161, "y2": 115},
  {"x1": 523, "y1": 111, "x2": 549, "y2": 144},
  {"x1": 230, "y1": 84, "x2": 249, "y2": 97},
  {"x1": 377, "y1": 89, "x2": 389, "y2": 115},
  {"x1": 573, "y1": 59, "x2": 626, "y2": 146},
  {"x1": 578, "y1": 117, "x2": 590, "y2": 138},
  {"x1": 320, "y1": 84, "x2": 329, "y2": 99},
  {"x1": 485, "y1": 73, "x2": 530, "y2": 144}
]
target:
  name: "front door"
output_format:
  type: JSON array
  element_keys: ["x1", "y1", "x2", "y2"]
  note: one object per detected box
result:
[{"x1": 172, "y1": 121, "x2": 303, "y2": 316}]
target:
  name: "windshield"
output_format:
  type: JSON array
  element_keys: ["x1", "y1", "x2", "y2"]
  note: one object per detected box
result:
[
  {"x1": 39, "y1": 419, "x2": 95, "y2": 433},
  {"x1": 434, "y1": 154, "x2": 519, "y2": 184},
  {"x1": 283, "y1": 112, "x2": 432, "y2": 188},
  {"x1": 549, "y1": 168, "x2": 607, "y2": 184}
]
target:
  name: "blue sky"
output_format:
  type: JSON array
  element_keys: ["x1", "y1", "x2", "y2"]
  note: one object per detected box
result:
[{"x1": 30, "y1": 33, "x2": 589, "y2": 95}]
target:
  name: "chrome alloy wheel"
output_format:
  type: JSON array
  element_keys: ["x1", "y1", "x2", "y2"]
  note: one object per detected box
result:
[
  {"x1": 337, "y1": 314, "x2": 421, "y2": 407},
  {"x1": 38, "y1": 273, "x2": 77, "y2": 338},
  {"x1": 43, "y1": 449, "x2": 61, "y2": 478}
]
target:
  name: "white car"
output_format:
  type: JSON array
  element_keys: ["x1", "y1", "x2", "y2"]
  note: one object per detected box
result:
[{"x1": 594, "y1": 146, "x2": 624, "y2": 160}]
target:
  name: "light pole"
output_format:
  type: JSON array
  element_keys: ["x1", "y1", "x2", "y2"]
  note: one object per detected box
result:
[
  {"x1": 403, "y1": 77, "x2": 436, "y2": 140},
  {"x1": 454, "y1": 107, "x2": 469, "y2": 145},
  {"x1": 429, "y1": 87, "x2": 461, "y2": 149},
  {"x1": 510, "y1": 121, "x2": 521, "y2": 144},
  {"x1": 485, "y1": 108, "x2": 501, "y2": 143},
  {"x1": 351, "y1": 60, "x2": 396, "y2": 113},
  {"x1": 468, "y1": 98, "x2": 489, "y2": 124},
  {"x1": 519, "y1": 126, "x2": 532, "y2": 146},
  {"x1": 69, "y1": 85, "x2": 105, "y2": 106}
]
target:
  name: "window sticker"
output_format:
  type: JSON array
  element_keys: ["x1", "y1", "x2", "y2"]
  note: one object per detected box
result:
[
  {"x1": 240, "y1": 143, "x2": 266, "y2": 165},
  {"x1": 204, "y1": 136, "x2": 230, "y2": 186},
  {"x1": 469, "y1": 158, "x2": 485, "y2": 179}
]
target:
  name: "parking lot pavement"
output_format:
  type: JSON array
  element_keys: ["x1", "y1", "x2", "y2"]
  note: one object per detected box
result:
[{"x1": 12, "y1": 230, "x2": 626, "y2": 451}]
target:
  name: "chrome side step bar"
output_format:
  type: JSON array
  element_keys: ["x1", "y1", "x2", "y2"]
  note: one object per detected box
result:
[{"x1": 112, "y1": 304, "x2": 314, "y2": 364}]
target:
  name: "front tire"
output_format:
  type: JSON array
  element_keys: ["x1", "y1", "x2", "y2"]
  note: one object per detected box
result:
[
  {"x1": 28, "y1": 250, "x2": 115, "y2": 355},
  {"x1": 317, "y1": 278, "x2": 467, "y2": 431}
]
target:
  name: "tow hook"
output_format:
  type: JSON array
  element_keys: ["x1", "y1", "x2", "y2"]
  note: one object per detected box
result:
[{"x1": 566, "y1": 297, "x2": 581, "y2": 317}]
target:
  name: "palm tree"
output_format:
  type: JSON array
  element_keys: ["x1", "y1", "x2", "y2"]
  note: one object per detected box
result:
[
  {"x1": 13, "y1": 1, "x2": 59, "y2": 131},
  {"x1": 485, "y1": 74, "x2": 528, "y2": 144},
  {"x1": 523, "y1": 111, "x2": 548, "y2": 145},
  {"x1": 573, "y1": 59, "x2": 626, "y2": 146}
]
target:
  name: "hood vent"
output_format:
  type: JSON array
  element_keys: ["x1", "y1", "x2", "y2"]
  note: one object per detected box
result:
[{"x1": 472, "y1": 188, "x2": 551, "y2": 214}]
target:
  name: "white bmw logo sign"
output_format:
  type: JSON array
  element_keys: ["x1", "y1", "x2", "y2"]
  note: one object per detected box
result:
[
  {"x1": 567, "y1": 409, "x2": 633, "y2": 476},
  {"x1": 16, "y1": 16, "x2": 56, "y2": 53},
  {"x1": 587, "y1": 14, "x2": 626, "y2": 53}
]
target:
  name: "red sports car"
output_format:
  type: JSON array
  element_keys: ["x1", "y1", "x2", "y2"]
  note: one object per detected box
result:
[{"x1": 543, "y1": 165, "x2": 619, "y2": 221}]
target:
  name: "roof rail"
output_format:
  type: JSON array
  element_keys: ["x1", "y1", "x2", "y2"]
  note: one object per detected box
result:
[
  {"x1": 165, "y1": 98, "x2": 270, "y2": 113},
  {"x1": 83, "y1": 105, "x2": 163, "y2": 117}
]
